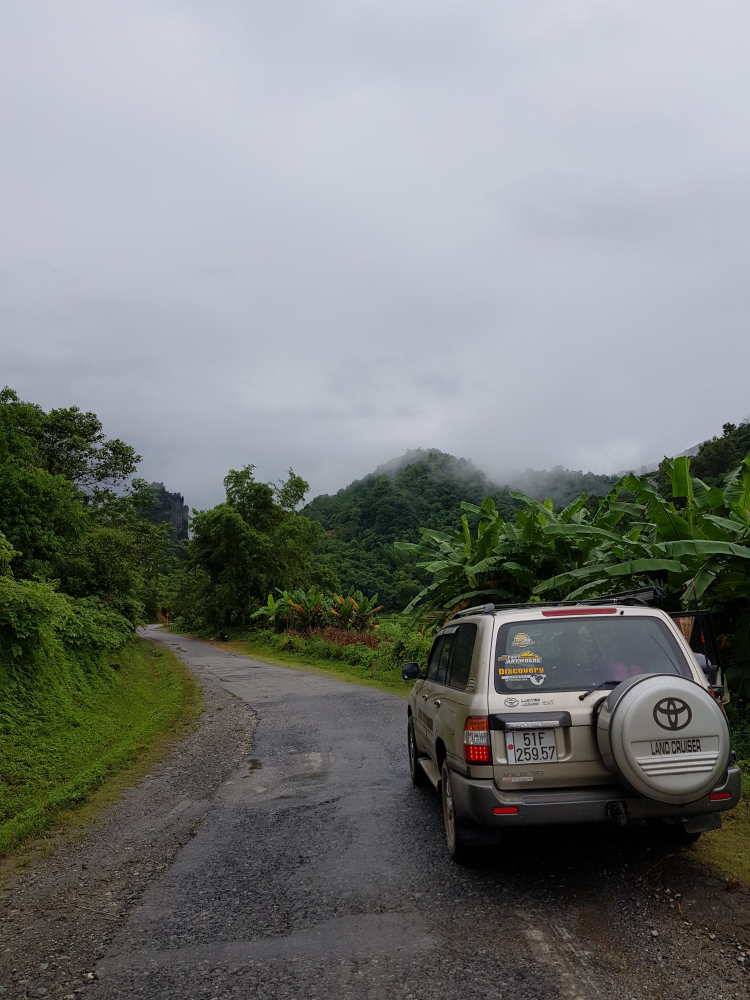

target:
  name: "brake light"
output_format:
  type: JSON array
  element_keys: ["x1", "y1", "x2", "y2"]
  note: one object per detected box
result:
[
  {"x1": 493, "y1": 806, "x2": 518, "y2": 815},
  {"x1": 541, "y1": 608, "x2": 618, "y2": 617},
  {"x1": 710, "y1": 791, "x2": 732, "y2": 801},
  {"x1": 464, "y1": 716, "x2": 491, "y2": 764}
]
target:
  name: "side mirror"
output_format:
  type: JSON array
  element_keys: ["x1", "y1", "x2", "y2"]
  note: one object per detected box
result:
[{"x1": 402, "y1": 661, "x2": 421, "y2": 681}]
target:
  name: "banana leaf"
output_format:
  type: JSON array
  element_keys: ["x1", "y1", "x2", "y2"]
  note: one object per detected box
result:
[
  {"x1": 661, "y1": 540, "x2": 750, "y2": 559},
  {"x1": 541, "y1": 524, "x2": 624, "y2": 543},
  {"x1": 671, "y1": 456, "x2": 694, "y2": 502}
]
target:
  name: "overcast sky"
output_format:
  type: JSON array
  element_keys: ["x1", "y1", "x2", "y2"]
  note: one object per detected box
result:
[{"x1": 2, "y1": 1, "x2": 749, "y2": 509}]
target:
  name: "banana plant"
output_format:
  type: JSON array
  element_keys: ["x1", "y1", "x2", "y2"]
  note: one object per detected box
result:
[
  {"x1": 395, "y1": 457, "x2": 750, "y2": 700},
  {"x1": 329, "y1": 590, "x2": 383, "y2": 631},
  {"x1": 250, "y1": 587, "x2": 330, "y2": 631},
  {"x1": 252, "y1": 587, "x2": 383, "y2": 633}
]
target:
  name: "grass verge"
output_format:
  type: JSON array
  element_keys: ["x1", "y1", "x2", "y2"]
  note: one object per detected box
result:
[
  {"x1": 0, "y1": 637, "x2": 202, "y2": 856},
  {"x1": 197, "y1": 635, "x2": 413, "y2": 698},
  {"x1": 692, "y1": 761, "x2": 750, "y2": 884}
]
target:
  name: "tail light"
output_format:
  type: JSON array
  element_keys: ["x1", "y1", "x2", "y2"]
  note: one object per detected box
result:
[
  {"x1": 710, "y1": 791, "x2": 732, "y2": 801},
  {"x1": 464, "y1": 716, "x2": 491, "y2": 764}
]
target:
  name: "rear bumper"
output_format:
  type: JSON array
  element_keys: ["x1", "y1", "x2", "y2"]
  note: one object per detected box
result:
[{"x1": 449, "y1": 764, "x2": 742, "y2": 829}]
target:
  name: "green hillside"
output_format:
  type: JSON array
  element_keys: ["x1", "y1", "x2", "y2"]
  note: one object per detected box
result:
[
  {"x1": 302, "y1": 421, "x2": 750, "y2": 612},
  {"x1": 691, "y1": 421, "x2": 750, "y2": 483},
  {"x1": 508, "y1": 466, "x2": 619, "y2": 508},
  {"x1": 303, "y1": 450, "x2": 518, "y2": 611}
]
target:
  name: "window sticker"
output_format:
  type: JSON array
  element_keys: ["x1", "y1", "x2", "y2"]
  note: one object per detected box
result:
[
  {"x1": 497, "y1": 666, "x2": 546, "y2": 678},
  {"x1": 499, "y1": 651, "x2": 543, "y2": 665},
  {"x1": 511, "y1": 633, "x2": 534, "y2": 647}
]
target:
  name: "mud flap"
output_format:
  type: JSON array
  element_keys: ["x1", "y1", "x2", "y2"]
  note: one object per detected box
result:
[
  {"x1": 683, "y1": 813, "x2": 722, "y2": 834},
  {"x1": 456, "y1": 818, "x2": 503, "y2": 847}
]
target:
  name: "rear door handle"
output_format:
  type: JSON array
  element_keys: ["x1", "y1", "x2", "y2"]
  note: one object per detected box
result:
[
  {"x1": 421, "y1": 693, "x2": 428, "y2": 700},
  {"x1": 434, "y1": 699, "x2": 441, "y2": 707}
]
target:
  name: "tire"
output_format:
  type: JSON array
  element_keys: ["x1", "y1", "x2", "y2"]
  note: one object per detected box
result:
[
  {"x1": 441, "y1": 761, "x2": 470, "y2": 863},
  {"x1": 408, "y1": 718, "x2": 428, "y2": 787}
]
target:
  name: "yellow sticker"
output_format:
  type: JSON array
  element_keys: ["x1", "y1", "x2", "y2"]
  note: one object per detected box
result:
[
  {"x1": 512, "y1": 633, "x2": 534, "y2": 647},
  {"x1": 498, "y1": 666, "x2": 546, "y2": 676}
]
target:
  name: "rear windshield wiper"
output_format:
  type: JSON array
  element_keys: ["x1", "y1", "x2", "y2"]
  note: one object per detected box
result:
[{"x1": 579, "y1": 680, "x2": 620, "y2": 701}]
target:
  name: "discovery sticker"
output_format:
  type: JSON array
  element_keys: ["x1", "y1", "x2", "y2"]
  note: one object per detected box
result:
[{"x1": 497, "y1": 666, "x2": 546, "y2": 678}]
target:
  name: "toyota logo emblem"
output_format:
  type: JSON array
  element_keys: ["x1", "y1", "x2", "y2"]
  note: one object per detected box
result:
[{"x1": 653, "y1": 698, "x2": 692, "y2": 731}]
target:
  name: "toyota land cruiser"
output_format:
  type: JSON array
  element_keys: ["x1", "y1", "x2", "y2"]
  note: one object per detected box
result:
[{"x1": 401, "y1": 598, "x2": 741, "y2": 861}]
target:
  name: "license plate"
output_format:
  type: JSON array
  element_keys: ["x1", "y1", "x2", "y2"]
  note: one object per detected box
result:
[{"x1": 507, "y1": 728, "x2": 558, "y2": 764}]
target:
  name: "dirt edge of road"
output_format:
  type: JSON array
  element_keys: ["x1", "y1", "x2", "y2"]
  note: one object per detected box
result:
[
  {"x1": 0, "y1": 639, "x2": 203, "y2": 863},
  {"x1": 0, "y1": 659, "x2": 255, "y2": 1000}
]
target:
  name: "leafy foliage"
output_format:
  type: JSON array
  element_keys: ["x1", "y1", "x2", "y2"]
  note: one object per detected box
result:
[
  {"x1": 173, "y1": 466, "x2": 338, "y2": 630},
  {"x1": 303, "y1": 450, "x2": 519, "y2": 611},
  {"x1": 251, "y1": 587, "x2": 382, "y2": 633},
  {"x1": 0, "y1": 388, "x2": 178, "y2": 658},
  {"x1": 399, "y1": 456, "x2": 750, "y2": 705},
  {"x1": 691, "y1": 420, "x2": 750, "y2": 485}
]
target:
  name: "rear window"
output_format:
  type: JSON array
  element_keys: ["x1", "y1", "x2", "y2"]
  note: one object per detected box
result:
[{"x1": 494, "y1": 616, "x2": 691, "y2": 694}]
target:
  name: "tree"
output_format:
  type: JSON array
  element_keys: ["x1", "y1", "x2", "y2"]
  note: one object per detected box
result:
[
  {"x1": 0, "y1": 388, "x2": 171, "y2": 625},
  {"x1": 181, "y1": 465, "x2": 335, "y2": 628},
  {"x1": 690, "y1": 421, "x2": 750, "y2": 484}
]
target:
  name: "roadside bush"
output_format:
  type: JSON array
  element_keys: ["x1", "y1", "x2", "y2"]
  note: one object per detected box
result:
[
  {"x1": 57, "y1": 599, "x2": 134, "y2": 651},
  {"x1": 244, "y1": 619, "x2": 433, "y2": 678},
  {"x1": 0, "y1": 577, "x2": 69, "y2": 665},
  {"x1": 728, "y1": 705, "x2": 750, "y2": 761}
]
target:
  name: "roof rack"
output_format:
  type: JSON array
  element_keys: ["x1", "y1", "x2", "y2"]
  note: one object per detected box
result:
[{"x1": 449, "y1": 586, "x2": 666, "y2": 621}]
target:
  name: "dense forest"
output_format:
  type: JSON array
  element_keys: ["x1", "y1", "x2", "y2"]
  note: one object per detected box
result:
[
  {"x1": 302, "y1": 450, "x2": 518, "y2": 610},
  {"x1": 0, "y1": 389, "x2": 192, "y2": 848}
]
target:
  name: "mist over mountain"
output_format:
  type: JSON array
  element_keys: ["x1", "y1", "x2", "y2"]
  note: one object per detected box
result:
[
  {"x1": 302, "y1": 448, "x2": 624, "y2": 610},
  {"x1": 303, "y1": 449, "x2": 517, "y2": 611},
  {"x1": 301, "y1": 417, "x2": 749, "y2": 609}
]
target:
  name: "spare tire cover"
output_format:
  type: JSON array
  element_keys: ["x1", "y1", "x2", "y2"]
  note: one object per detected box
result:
[{"x1": 597, "y1": 674, "x2": 730, "y2": 805}]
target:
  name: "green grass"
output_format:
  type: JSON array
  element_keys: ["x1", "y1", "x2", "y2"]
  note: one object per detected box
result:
[
  {"x1": 693, "y1": 761, "x2": 750, "y2": 884},
  {"x1": 0, "y1": 637, "x2": 202, "y2": 855},
  {"x1": 203, "y1": 636, "x2": 414, "y2": 698}
]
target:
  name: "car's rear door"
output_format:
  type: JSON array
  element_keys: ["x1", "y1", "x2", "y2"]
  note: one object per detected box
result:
[
  {"x1": 413, "y1": 634, "x2": 443, "y2": 752},
  {"x1": 419, "y1": 630, "x2": 456, "y2": 761},
  {"x1": 440, "y1": 622, "x2": 480, "y2": 762}
]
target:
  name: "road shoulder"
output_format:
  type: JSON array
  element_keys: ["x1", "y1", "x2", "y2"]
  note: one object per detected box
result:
[{"x1": 0, "y1": 655, "x2": 255, "y2": 1000}]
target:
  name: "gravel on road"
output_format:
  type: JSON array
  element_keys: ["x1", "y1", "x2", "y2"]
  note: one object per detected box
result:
[{"x1": 1, "y1": 625, "x2": 748, "y2": 999}]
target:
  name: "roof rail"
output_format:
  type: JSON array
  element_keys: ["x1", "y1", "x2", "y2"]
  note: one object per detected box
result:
[{"x1": 449, "y1": 586, "x2": 666, "y2": 621}]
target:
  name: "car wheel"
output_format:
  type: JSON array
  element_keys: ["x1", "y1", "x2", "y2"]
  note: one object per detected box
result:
[
  {"x1": 441, "y1": 761, "x2": 470, "y2": 863},
  {"x1": 408, "y1": 718, "x2": 428, "y2": 787}
]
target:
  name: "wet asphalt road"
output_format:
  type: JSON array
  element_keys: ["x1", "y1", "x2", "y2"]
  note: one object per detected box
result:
[{"x1": 90, "y1": 628, "x2": 741, "y2": 1000}]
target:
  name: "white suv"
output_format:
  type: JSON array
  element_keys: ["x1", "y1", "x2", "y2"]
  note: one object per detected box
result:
[{"x1": 402, "y1": 601, "x2": 740, "y2": 861}]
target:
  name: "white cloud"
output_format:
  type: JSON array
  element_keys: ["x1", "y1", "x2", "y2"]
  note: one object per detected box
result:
[{"x1": 1, "y1": 0, "x2": 749, "y2": 507}]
